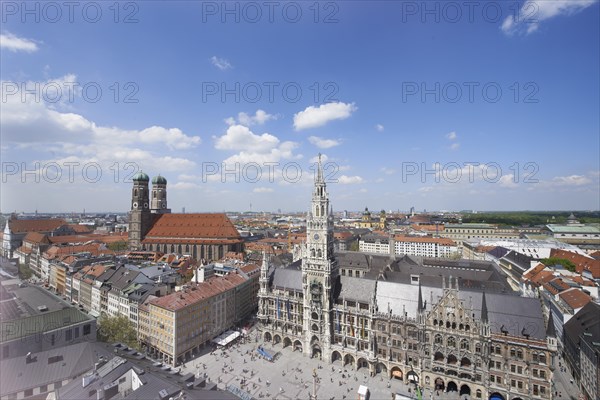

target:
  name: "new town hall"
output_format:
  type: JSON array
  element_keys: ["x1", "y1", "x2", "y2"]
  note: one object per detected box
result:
[{"x1": 258, "y1": 158, "x2": 557, "y2": 400}]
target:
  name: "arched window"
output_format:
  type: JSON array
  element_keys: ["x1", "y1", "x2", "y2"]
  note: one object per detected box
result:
[
  {"x1": 311, "y1": 248, "x2": 315, "y2": 257},
  {"x1": 460, "y1": 340, "x2": 469, "y2": 350},
  {"x1": 317, "y1": 249, "x2": 322, "y2": 258},
  {"x1": 539, "y1": 353, "x2": 546, "y2": 364},
  {"x1": 321, "y1": 205, "x2": 325, "y2": 216},
  {"x1": 434, "y1": 334, "x2": 443, "y2": 345},
  {"x1": 475, "y1": 343, "x2": 482, "y2": 353},
  {"x1": 447, "y1": 337, "x2": 456, "y2": 348},
  {"x1": 517, "y1": 349, "x2": 523, "y2": 359}
]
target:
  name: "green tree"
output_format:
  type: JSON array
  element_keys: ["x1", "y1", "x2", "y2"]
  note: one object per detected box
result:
[
  {"x1": 348, "y1": 240, "x2": 360, "y2": 252},
  {"x1": 18, "y1": 262, "x2": 32, "y2": 280},
  {"x1": 108, "y1": 241, "x2": 128, "y2": 251},
  {"x1": 97, "y1": 314, "x2": 139, "y2": 349},
  {"x1": 540, "y1": 257, "x2": 577, "y2": 273}
]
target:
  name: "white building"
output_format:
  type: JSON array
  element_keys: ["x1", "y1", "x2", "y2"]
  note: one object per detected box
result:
[{"x1": 359, "y1": 234, "x2": 458, "y2": 258}]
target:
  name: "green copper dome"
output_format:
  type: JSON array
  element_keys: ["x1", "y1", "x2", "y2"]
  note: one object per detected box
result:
[
  {"x1": 132, "y1": 171, "x2": 150, "y2": 182},
  {"x1": 152, "y1": 175, "x2": 167, "y2": 184}
]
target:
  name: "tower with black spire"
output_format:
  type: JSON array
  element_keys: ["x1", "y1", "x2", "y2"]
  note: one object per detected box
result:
[
  {"x1": 546, "y1": 311, "x2": 558, "y2": 352},
  {"x1": 480, "y1": 291, "x2": 490, "y2": 336},
  {"x1": 417, "y1": 280, "x2": 425, "y2": 324},
  {"x1": 302, "y1": 154, "x2": 338, "y2": 360}
]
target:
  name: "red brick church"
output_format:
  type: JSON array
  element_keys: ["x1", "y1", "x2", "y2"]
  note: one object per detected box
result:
[{"x1": 127, "y1": 172, "x2": 243, "y2": 261}]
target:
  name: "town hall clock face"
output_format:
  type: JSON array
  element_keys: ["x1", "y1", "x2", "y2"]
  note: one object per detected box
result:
[{"x1": 313, "y1": 233, "x2": 320, "y2": 240}]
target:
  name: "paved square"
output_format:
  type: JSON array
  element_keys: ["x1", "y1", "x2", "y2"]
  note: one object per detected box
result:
[{"x1": 179, "y1": 326, "x2": 464, "y2": 400}]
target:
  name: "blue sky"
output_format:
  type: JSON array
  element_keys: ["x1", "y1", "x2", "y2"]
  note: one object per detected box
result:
[{"x1": 1, "y1": 1, "x2": 599, "y2": 213}]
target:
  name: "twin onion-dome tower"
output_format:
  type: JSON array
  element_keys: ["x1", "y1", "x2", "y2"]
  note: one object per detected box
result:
[{"x1": 128, "y1": 171, "x2": 171, "y2": 250}]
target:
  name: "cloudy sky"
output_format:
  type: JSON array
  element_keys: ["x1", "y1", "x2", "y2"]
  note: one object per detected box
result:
[{"x1": 1, "y1": 1, "x2": 599, "y2": 213}]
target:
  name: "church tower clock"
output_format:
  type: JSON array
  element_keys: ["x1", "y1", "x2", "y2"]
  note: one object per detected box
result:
[{"x1": 302, "y1": 154, "x2": 338, "y2": 360}]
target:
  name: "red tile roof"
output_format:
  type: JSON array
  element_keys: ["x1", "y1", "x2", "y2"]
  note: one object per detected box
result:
[
  {"x1": 543, "y1": 277, "x2": 571, "y2": 295},
  {"x1": 550, "y1": 249, "x2": 600, "y2": 278},
  {"x1": 23, "y1": 232, "x2": 50, "y2": 245},
  {"x1": 394, "y1": 234, "x2": 456, "y2": 246},
  {"x1": 48, "y1": 233, "x2": 128, "y2": 245},
  {"x1": 240, "y1": 263, "x2": 260, "y2": 274},
  {"x1": 522, "y1": 263, "x2": 546, "y2": 281},
  {"x1": 142, "y1": 213, "x2": 242, "y2": 244},
  {"x1": 67, "y1": 224, "x2": 93, "y2": 233},
  {"x1": 43, "y1": 243, "x2": 114, "y2": 260},
  {"x1": 558, "y1": 288, "x2": 592, "y2": 310},
  {"x1": 150, "y1": 273, "x2": 247, "y2": 311},
  {"x1": 334, "y1": 232, "x2": 353, "y2": 240},
  {"x1": 411, "y1": 224, "x2": 446, "y2": 232},
  {"x1": 7, "y1": 218, "x2": 67, "y2": 234},
  {"x1": 529, "y1": 270, "x2": 555, "y2": 287}
]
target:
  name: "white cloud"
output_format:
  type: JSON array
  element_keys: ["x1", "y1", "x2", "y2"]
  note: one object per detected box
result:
[
  {"x1": 446, "y1": 131, "x2": 457, "y2": 140},
  {"x1": 253, "y1": 187, "x2": 274, "y2": 193},
  {"x1": 214, "y1": 124, "x2": 301, "y2": 166},
  {"x1": 499, "y1": 174, "x2": 518, "y2": 188},
  {"x1": 376, "y1": 124, "x2": 384, "y2": 132},
  {"x1": 381, "y1": 167, "x2": 395, "y2": 175},
  {"x1": 172, "y1": 182, "x2": 201, "y2": 190},
  {"x1": 293, "y1": 102, "x2": 357, "y2": 131},
  {"x1": 501, "y1": 0, "x2": 597, "y2": 35},
  {"x1": 338, "y1": 175, "x2": 364, "y2": 184},
  {"x1": 215, "y1": 125, "x2": 280, "y2": 152},
  {"x1": 0, "y1": 32, "x2": 39, "y2": 53},
  {"x1": 551, "y1": 175, "x2": 592, "y2": 186},
  {"x1": 210, "y1": 56, "x2": 232, "y2": 70},
  {"x1": 359, "y1": 188, "x2": 368, "y2": 193},
  {"x1": 226, "y1": 110, "x2": 277, "y2": 126},
  {"x1": 450, "y1": 143, "x2": 460, "y2": 150},
  {"x1": 1, "y1": 75, "x2": 199, "y2": 172},
  {"x1": 308, "y1": 136, "x2": 341, "y2": 149}
]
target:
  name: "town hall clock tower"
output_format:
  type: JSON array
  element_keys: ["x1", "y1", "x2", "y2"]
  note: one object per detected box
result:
[{"x1": 302, "y1": 155, "x2": 339, "y2": 360}]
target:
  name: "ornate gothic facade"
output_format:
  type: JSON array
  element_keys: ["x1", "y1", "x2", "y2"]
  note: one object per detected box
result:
[{"x1": 258, "y1": 157, "x2": 556, "y2": 400}]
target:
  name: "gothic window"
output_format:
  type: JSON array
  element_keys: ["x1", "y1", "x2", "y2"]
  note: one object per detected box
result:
[
  {"x1": 315, "y1": 206, "x2": 319, "y2": 217},
  {"x1": 447, "y1": 337, "x2": 456, "y2": 348},
  {"x1": 311, "y1": 249, "x2": 315, "y2": 257},
  {"x1": 134, "y1": 189, "x2": 138, "y2": 197},
  {"x1": 434, "y1": 334, "x2": 442, "y2": 344},
  {"x1": 321, "y1": 205, "x2": 325, "y2": 216},
  {"x1": 460, "y1": 339, "x2": 469, "y2": 350},
  {"x1": 153, "y1": 192, "x2": 156, "y2": 198},
  {"x1": 475, "y1": 343, "x2": 482, "y2": 353},
  {"x1": 317, "y1": 249, "x2": 322, "y2": 258}
]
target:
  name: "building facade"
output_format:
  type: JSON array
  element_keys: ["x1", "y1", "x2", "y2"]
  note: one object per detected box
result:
[
  {"x1": 127, "y1": 172, "x2": 244, "y2": 260},
  {"x1": 258, "y1": 157, "x2": 556, "y2": 400}
]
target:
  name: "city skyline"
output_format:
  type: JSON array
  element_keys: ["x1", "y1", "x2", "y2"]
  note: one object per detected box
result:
[{"x1": 1, "y1": 1, "x2": 599, "y2": 212}]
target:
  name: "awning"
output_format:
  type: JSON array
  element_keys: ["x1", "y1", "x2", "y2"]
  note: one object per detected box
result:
[{"x1": 211, "y1": 330, "x2": 240, "y2": 347}]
